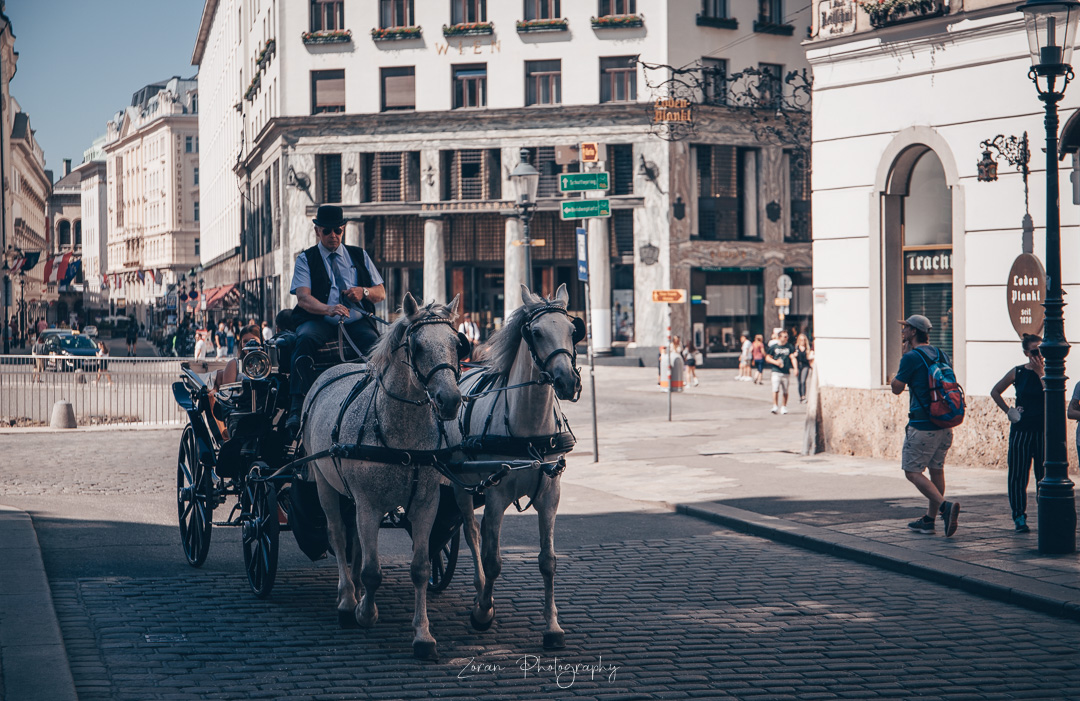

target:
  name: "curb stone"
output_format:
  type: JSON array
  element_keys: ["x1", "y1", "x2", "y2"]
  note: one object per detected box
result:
[
  {"x1": 677, "y1": 501, "x2": 1080, "y2": 623},
  {"x1": 0, "y1": 505, "x2": 78, "y2": 701}
]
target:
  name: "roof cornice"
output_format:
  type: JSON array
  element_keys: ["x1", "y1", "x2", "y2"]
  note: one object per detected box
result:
[{"x1": 192, "y1": 0, "x2": 220, "y2": 66}]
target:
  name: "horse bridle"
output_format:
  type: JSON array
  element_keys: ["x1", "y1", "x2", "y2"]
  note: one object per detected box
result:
[
  {"x1": 521, "y1": 303, "x2": 584, "y2": 389},
  {"x1": 380, "y1": 314, "x2": 466, "y2": 406}
]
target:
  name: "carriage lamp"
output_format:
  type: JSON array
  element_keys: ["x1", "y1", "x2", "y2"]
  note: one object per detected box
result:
[
  {"x1": 241, "y1": 345, "x2": 271, "y2": 380},
  {"x1": 1020, "y1": 0, "x2": 1080, "y2": 553},
  {"x1": 510, "y1": 148, "x2": 541, "y2": 290}
]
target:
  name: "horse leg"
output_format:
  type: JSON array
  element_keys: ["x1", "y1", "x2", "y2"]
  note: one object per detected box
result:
[
  {"x1": 454, "y1": 489, "x2": 486, "y2": 608},
  {"x1": 407, "y1": 493, "x2": 440, "y2": 662},
  {"x1": 353, "y1": 502, "x2": 383, "y2": 628},
  {"x1": 315, "y1": 474, "x2": 358, "y2": 628},
  {"x1": 535, "y1": 476, "x2": 565, "y2": 650},
  {"x1": 471, "y1": 494, "x2": 508, "y2": 631}
]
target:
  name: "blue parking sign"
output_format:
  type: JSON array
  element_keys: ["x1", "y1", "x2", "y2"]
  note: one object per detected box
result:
[{"x1": 576, "y1": 228, "x2": 588, "y2": 282}]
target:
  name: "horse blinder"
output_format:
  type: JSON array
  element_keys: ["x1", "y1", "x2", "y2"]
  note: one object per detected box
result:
[
  {"x1": 571, "y1": 316, "x2": 586, "y2": 345},
  {"x1": 456, "y1": 332, "x2": 472, "y2": 362}
]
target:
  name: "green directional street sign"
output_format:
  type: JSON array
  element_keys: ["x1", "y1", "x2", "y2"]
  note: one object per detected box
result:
[
  {"x1": 561, "y1": 199, "x2": 611, "y2": 220},
  {"x1": 559, "y1": 172, "x2": 610, "y2": 192}
]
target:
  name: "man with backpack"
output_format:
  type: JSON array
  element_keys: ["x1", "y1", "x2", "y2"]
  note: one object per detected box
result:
[{"x1": 891, "y1": 314, "x2": 962, "y2": 537}]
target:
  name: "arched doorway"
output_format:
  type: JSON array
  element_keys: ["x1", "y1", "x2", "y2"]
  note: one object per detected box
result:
[{"x1": 882, "y1": 146, "x2": 954, "y2": 377}]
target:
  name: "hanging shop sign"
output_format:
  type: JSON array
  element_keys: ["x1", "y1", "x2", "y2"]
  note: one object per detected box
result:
[
  {"x1": 904, "y1": 249, "x2": 952, "y2": 282},
  {"x1": 651, "y1": 97, "x2": 693, "y2": 124},
  {"x1": 1007, "y1": 253, "x2": 1046, "y2": 337},
  {"x1": 816, "y1": 0, "x2": 856, "y2": 37}
]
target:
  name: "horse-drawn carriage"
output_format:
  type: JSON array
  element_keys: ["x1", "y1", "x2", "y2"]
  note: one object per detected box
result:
[{"x1": 171, "y1": 287, "x2": 584, "y2": 660}]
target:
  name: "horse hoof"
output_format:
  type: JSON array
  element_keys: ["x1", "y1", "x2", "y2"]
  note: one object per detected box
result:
[
  {"x1": 337, "y1": 609, "x2": 359, "y2": 629},
  {"x1": 413, "y1": 640, "x2": 439, "y2": 662},
  {"x1": 470, "y1": 606, "x2": 495, "y2": 631},
  {"x1": 543, "y1": 632, "x2": 566, "y2": 650}
]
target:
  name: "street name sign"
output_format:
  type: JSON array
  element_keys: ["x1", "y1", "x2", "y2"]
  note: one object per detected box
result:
[
  {"x1": 652, "y1": 289, "x2": 687, "y2": 303},
  {"x1": 576, "y1": 228, "x2": 589, "y2": 282},
  {"x1": 510, "y1": 239, "x2": 546, "y2": 247},
  {"x1": 559, "y1": 172, "x2": 609, "y2": 192},
  {"x1": 560, "y1": 199, "x2": 611, "y2": 220}
]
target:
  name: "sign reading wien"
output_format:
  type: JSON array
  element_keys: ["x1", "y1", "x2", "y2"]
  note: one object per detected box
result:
[{"x1": 1007, "y1": 253, "x2": 1046, "y2": 337}]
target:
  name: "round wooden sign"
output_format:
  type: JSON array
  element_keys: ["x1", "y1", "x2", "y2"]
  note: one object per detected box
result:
[{"x1": 1007, "y1": 253, "x2": 1046, "y2": 338}]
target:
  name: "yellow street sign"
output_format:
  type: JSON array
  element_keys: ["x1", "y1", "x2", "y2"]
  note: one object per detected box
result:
[
  {"x1": 511, "y1": 239, "x2": 546, "y2": 247},
  {"x1": 774, "y1": 297, "x2": 790, "y2": 306}
]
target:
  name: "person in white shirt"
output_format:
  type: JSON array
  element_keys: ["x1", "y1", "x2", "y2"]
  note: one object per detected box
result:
[
  {"x1": 457, "y1": 313, "x2": 481, "y2": 345},
  {"x1": 739, "y1": 332, "x2": 753, "y2": 381},
  {"x1": 261, "y1": 321, "x2": 273, "y2": 342},
  {"x1": 194, "y1": 332, "x2": 208, "y2": 360}
]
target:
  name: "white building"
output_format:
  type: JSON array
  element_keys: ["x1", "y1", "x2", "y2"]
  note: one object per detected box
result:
[
  {"x1": 807, "y1": 0, "x2": 1080, "y2": 467},
  {"x1": 193, "y1": 0, "x2": 813, "y2": 354},
  {"x1": 44, "y1": 159, "x2": 84, "y2": 324},
  {"x1": 103, "y1": 77, "x2": 201, "y2": 328},
  {"x1": 10, "y1": 104, "x2": 51, "y2": 329},
  {"x1": 78, "y1": 137, "x2": 109, "y2": 315}
]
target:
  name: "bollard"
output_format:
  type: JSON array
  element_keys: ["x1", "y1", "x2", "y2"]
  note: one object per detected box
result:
[{"x1": 50, "y1": 401, "x2": 77, "y2": 429}]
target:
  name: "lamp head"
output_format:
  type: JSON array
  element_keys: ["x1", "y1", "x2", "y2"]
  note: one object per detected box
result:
[
  {"x1": 1019, "y1": 0, "x2": 1080, "y2": 91},
  {"x1": 509, "y1": 148, "x2": 541, "y2": 205}
]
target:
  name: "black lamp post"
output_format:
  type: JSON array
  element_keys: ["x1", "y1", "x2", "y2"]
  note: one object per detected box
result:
[
  {"x1": 509, "y1": 148, "x2": 541, "y2": 291},
  {"x1": 1020, "y1": 0, "x2": 1080, "y2": 554}
]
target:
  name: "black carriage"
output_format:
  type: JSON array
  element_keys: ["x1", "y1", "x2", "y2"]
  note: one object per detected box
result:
[{"x1": 171, "y1": 337, "x2": 462, "y2": 598}]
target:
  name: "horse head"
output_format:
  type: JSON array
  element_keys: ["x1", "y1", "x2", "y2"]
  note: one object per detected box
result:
[
  {"x1": 396, "y1": 292, "x2": 465, "y2": 421},
  {"x1": 520, "y1": 283, "x2": 583, "y2": 401}
]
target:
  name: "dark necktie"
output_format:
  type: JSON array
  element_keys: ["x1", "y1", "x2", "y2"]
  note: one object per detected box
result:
[{"x1": 327, "y1": 252, "x2": 352, "y2": 306}]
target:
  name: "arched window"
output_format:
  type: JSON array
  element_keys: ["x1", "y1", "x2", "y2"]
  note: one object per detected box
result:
[
  {"x1": 73, "y1": 220, "x2": 82, "y2": 248},
  {"x1": 883, "y1": 146, "x2": 954, "y2": 377},
  {"x1": 58, "y1": 219, "x2": 71, "y2": 247}
]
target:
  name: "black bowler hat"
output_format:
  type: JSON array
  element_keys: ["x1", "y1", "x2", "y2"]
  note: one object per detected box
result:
[{"x1": 313, "y1": 204, "x2": 345, "y2": 229}]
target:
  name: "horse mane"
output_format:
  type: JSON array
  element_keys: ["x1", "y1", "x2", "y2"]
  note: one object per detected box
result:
[
  {"x1": 473, "y1": 294, "x2": 565, "y2": 378},
  {"x1": 366, "y1": 300, "x2": 455, "y2": 376}
]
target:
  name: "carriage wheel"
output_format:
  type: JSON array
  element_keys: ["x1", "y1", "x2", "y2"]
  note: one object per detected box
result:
[
  {"x1": 428, "y1": 526, "x2": 460, "y2": 594},
  {"x1": 241, "y1": 473, "x2": 279, "y2": 599},
  {"x1": 177, "y1": 425, "x2": 214, "y2": 567}
]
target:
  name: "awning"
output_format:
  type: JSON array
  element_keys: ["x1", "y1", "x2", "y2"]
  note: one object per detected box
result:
[{"x1": 204, "y1": 284, "x2": 239, "y2": 310}]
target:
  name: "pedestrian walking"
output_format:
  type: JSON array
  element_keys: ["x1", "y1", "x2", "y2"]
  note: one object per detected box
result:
[
  {"x1": 795, "y1": 334, "x2": 814, "y2": 403},
  {"x1": 457, "y1": 313, "x2": 481, "y2": 345},
  {"x1": 751, "y1": 334, "x2": 766, "y2": 384},
  {"x1": 891, "y1": 314, "x2": 960, "y2": 537},
  {"x1": 215, "y1": 322, "x2": 228, "y2": 358},
  {"x1": 225, "y1": 319, "x2": 236, "y2": 356},
  {"x1": 125, "y1": 317, "x2": 138, "y2": 356},
  {"x1": 684, "y1": 341, "x2": 700, "y2": 386},
  {"x1": 194, "y1": 331, "x2": 208, "y2": 361},
  {"x1": 738, "y1": 332, "x2": 753, "y2": 381},
  {"x1": 990, "y1": 334, "x2": 1044, "y2": 534},
  {"x1": 261, "y1": 320, "x2": 273, "y2": 342},
  {"x1": 94, "y1": 340, "x2": 112, "y2": 385},
  {"x1": 767, "y1": 330, "x2": 797, "y2": 414}
]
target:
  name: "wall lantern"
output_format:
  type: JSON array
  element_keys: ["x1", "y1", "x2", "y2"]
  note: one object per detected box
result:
[
  {"x1": 977, "y1": 149, "x2": 999, "y2": 182},
  {"x1": 672, "y1": 196, "x2": 686, "y2": 220}
]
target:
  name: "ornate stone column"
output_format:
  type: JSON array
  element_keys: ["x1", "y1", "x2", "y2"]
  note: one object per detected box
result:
[
  {"x1": 422, "y1": 215, "x2": 446, "y2": 304},
  {"x1": 503, "y1": 215, "x2": 526, "y2": 316},
  {"x1": 588, "y1": 217, "x2": 612, "y2": 354}
]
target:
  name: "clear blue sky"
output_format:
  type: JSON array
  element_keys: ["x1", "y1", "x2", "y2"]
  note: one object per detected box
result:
[{"x1": 5, "y1": 0, "x2": 205, "y2": 178}]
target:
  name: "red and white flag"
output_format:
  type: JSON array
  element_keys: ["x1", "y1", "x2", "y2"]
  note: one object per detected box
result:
[{"x1": 42, "y1": 252, "x2": 72, "y2": 283}]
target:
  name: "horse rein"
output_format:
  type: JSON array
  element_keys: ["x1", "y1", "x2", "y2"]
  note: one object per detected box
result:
[{"x1": 381, "y1": 314, "x2": 462, "y2": 407}]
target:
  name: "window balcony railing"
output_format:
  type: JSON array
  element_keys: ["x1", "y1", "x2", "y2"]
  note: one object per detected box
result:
[
  {"x1": 753, "y1": 19, "x2": 795, "y2": 35},
  {"x1": 696, "y1": 14, "x2": 737, "y2": 30},
  {"x1": 370, "y1": 26, "x2": 422, "y2": 41},
  {"x1": 591, "y1": 14, "x2": 644, "y2": 29},
  {"x1": 859, "y1": 0, "x2": 948, "y2": 29},
  {"x1": 443, "y1": 21, "x2": 494, "y2": 37},
  {"x1": 516, "y1": 18, "x2": 569, "y2": 33},
  {"x1": 256, "y1": 38, "x2": 276, "y2": 69},
  {"x1": 303, "y1": 29, "x2": 353, "y2": 44},
  {"x1": 244, "y1": 73, "x2": 261, "y2": 102}
]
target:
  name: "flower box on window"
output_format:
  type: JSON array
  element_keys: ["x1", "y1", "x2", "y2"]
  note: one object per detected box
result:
[
  {"x1": 856, "y1": 0, "x2": 947, "y2": 29},
  {"x1": 516, "y1": 18, "x2": 569, "y2": 33},
  {"x1": 752, "y1": 20, "x2": 795, "y2": 35},
  {"x1": 370, "y1": 26, "x2": 422, "y2": 41},
  {"x1": 303, "y1": 29, "x2": 353, "y2": 44},
  {"x1": 443, "y1": 21, "x2": 494, "y2": 37},
  {"x1": 256, "y1": 38, "x2": 276, "y2": 69},
  {"x1": 244, "y1": 73, "x2": 261, "y2": 102},
  {"x1": 590, "y1": 14, "x2": 644, "y2": 29},
  {"x1": 696, "y1": 14, "x2": 737, "y2": 30}
]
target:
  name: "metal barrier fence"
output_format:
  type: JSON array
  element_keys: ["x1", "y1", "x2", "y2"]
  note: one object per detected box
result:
[{"x1": 0, "y1": 355, "x2": 197, "y2": 426}]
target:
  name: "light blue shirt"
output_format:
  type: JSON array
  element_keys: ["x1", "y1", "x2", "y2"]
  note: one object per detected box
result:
[{"x1": 290, "y1": 242, "x2": 384, "y2": 325}]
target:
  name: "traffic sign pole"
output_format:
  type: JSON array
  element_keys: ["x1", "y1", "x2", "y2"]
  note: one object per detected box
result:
[
  {"x1": 667, "y1": 306, "x2": 673, "y2": 422},
  {"x1": 578, "y1": 224, "x2": 599, "y2": 463}
]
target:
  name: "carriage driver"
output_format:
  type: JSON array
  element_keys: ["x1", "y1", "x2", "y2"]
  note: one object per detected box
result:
[{"x1": 285, "y1": 204, "x2": 386, "y2": 435}]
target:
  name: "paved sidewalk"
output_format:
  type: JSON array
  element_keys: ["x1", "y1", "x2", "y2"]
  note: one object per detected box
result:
[{"x1": 564, "y1": 368, "x2": 1080, "y2": 623}]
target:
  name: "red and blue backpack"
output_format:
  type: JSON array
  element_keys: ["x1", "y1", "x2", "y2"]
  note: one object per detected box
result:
[{"x1": 914, "y1": 347, "x2": 966, "y2": 428}]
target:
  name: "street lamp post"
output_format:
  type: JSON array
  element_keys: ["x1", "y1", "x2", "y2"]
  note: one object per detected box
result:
[
  {"x1": 1020, "y1": 0, "x2": 1080, "y2": 554},
  {"x1": 509, "y1": 148, "x2": 541, "y2": 291}
]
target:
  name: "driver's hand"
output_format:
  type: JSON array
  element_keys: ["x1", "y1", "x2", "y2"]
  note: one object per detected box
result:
[
  {"x1": 343, "y1": 287, "x2": 363, "y2": 304},
  {"x1": 329, "y1": 304, "x2": 350, "y2": 318}
]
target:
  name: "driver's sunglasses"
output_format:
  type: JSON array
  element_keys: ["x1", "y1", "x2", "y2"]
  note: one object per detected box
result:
[{"x1": 320, "y1": 227, "x2": 343, "y2": 236}]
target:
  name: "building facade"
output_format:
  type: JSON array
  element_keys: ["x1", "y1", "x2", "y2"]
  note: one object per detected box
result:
[
  {"x1": 807, "y1": 0, "x2": 1080, "y2": 468},
  {"x1": 44, "y1": 159, "x2": 84, "y2": 325},
  {"x1": 103, "y1": 77, "x2": 201, "y2": 328},
  {"x1": 193, "y1": 0, "x2": 813, "y2": 356},
  {"x1": 10, "y1": 103, "x2": 51, "y2": 331},
  {"x1": 78, "y1": 137, "x2": 109, "y2": 315}
]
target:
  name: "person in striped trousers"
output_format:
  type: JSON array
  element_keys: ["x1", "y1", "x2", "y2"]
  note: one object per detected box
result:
[{"x1": 990, "y1": 334, "x2": 1045, "y2": 534}]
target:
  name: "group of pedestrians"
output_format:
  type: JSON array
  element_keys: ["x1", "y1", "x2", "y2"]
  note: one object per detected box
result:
[
  {"x1": 192, "y1": 317, "x2": 275, "y2": 360},
  {"x1": 735, "y1": 329, "x2": 815, "y2": 411}
]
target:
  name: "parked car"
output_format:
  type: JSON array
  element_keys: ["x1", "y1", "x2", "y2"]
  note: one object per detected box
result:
[
  {"x1": 38, "y1": 333, "x2": 100, "y2": 372},
  {"x1": 31, "y1": 329, "x2": 73, "y2": 356},
  {"x1": 82, "y1": 325, "x2": 99, "y2": 338}
]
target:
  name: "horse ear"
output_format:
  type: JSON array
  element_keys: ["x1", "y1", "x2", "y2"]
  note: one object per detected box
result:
[
  {"x1": 402, "y1": 292, "x2": 419, "y2": 317},
  {"x1": 520, "y1": 284, "x2": 539, "y2": 307},
  {"x1": 554, "y1": 283, "x2": 569, "y2": 305},
  {"x1": 448, "y1": 293, "x2": 461, "y2": 317}
]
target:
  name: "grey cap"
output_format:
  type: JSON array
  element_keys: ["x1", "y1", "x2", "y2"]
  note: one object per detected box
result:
[{"x1": 899, "y1": 314, "x2": 932, "y2": 333}]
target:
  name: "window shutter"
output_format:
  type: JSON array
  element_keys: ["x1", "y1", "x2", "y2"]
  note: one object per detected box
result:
[
  {"x1": 384, "y1": 74, "x2": 415, "y2": 108},
  {"x1": 315, "y1": 75, "x2": 345, "y2": 108}
]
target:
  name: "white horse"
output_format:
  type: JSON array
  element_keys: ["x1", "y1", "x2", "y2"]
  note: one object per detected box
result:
[
  {"x1": 444, "y1": 284, "x2": 583, "y2": 650},
  {"x1": 303, "y1": 293, "x2": 469, "y2": 661}
]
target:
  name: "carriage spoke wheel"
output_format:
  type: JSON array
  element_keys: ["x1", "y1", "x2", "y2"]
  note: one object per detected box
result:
[
  {"x1": 176, "y1": 425, "x2": 213, "y2": 567},
  {"x1": 428, "y1": 526, "x2": 460, "y2": 594},
  {"x1": 241, "y1": 474, "x2": 279, "y2": 599}
]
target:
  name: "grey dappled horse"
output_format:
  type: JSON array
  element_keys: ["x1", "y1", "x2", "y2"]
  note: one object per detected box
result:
[
  {"x1": 444, "y1": 284, "x2": 582, "y2": 650},
  {"x1": 304, "y1": 294, "x2": 467, "y2": 661}
]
